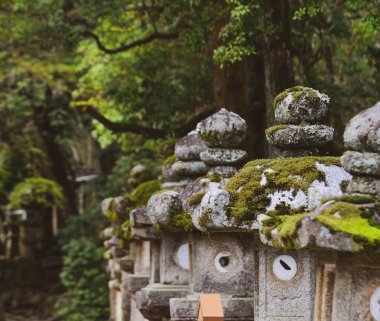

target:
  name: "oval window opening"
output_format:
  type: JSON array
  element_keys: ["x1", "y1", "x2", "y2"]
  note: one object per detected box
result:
[
  {"x1": 177, "y1": 243, "x2": 190, "y2": 270},
  {"x1": 214, "y1": 251, "x2": 231, "y2": 273},
  {"x1": 273, "y1": 255, "x2": 297, "y2": 281}
]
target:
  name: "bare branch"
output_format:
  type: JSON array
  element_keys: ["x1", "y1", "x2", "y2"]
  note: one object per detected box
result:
[
  {"x1": 78, "y1": 105, "x2": 217, "y2": 138},
  {"x1": 82, "y1": 30, "x2": 179, "y2": 54}
]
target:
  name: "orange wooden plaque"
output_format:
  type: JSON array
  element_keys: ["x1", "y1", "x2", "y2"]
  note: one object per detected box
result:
[{"x1": 197, "y1": 293, "x2": 224, "y2": 321}]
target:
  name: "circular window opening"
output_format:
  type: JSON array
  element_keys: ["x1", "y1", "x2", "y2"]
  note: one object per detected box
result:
[
  {"x1": 273, "y1": 255, "x2": 297, "y2": 281},
  {"x1": 370, "y1": 287, "x2": 380, "y2": 321},
  {"x1": 214, "y1": 251, "x2": 231, "y2": 273},
  {"x1": 177, "y1": 243, "x2": 190, "y2": 270}
]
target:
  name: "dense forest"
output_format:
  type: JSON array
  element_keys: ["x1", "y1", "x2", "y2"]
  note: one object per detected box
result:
[{"x1": 0, "y1": 0, "x2": 379, "y2": 320}]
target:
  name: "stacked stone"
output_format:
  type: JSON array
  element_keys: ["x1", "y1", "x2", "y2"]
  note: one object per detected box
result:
[
  {"x1": 341, "y1": 102, "x2": 380, "y2": 195},
  {"x1": 197, "y1": 108, "x2": 248, "y2": 178},
  {"x1": 171, "y1": 133, "x2": 208, "y2": 179},
  {"x1": 266, "y1": 86, "x2": 333, "y2": 157}
]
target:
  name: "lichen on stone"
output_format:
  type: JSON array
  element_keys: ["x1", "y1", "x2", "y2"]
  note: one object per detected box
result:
[{"x1": 224, "y1": 156, "x2": 350, "y2": 224}]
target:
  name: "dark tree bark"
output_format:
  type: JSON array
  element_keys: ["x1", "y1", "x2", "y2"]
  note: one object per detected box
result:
[
  {"x1": 262, "y1": 0, "x2": 295, "y2": 156},
  {"x1": 32, "y1": 94, "x2": 78, "y2": 217}
]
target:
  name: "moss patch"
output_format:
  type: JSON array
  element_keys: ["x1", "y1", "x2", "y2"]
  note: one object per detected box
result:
[
  {"x1": 188, "y1": 192, "x2": 206, "y2": 207},
  {"x1": 273, "y1": 86, "x2": 322, "y2": 111},
  {"x1": 321, "y1": 195, "x2": 379, "y2": 204},
  {"x1": 197, "y1": 212, "x2": 211, "y2": 230},
  {"x1": 262, "y1": 213, "x2": 306, "y2": 249},
  {"x1": 129, "y1": 180, "x2": 161, "y2": 206},
  {"x1": 316, "y1": 202, "x2": 380, "y2": 249},
  {"x1": 265, "y1": 125, "x2": 289, "y2": 137},
  {"x1": 163, "y1": 154, "x2": 177, "y2": 167},
  {"x1": 224, "y1": 156, "x2": 342, "y2": 224},
  {"x1": 171, "y1": 211, "x2": 194, "y2": 232}
]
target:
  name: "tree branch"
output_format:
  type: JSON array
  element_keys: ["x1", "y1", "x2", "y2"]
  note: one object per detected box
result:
[
  {"x1": 79, "y1": 105, "x2": 167, "y2": 138},
  {"x1": 78, "y1": 105, "x2": 217, "y2": 139},
  {"x1": 83, "y1": 30, "x2": 179, "y2": 54}
]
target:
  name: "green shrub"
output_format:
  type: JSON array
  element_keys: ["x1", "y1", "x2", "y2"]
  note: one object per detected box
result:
[
  {"x1": 8, "y1": 177, "x2": 64, "y2": 208},
  {"x1": 56, "y1": 239, "x2": 109, "y2": 321}
]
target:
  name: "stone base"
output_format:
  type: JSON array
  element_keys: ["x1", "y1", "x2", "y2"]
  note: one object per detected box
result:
[
  {"x1": 136, "y1": 284, "x2": 189, "y2": 320},
  {"x1": 170, "y1": 296, "x2": 254, "y2": 321},
  {"x1": 124, "y1": 274, "x2": 150, "y2": 293}
]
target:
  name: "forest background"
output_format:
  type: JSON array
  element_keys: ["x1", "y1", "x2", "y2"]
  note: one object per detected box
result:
[{"x1": 0, "y1": 0, "x2": 379, "y2": 320}]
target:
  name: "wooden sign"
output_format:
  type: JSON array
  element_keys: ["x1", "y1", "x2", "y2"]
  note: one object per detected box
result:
[{"x1": 197, "y1": 293, "x2": 224, "y2": 321}]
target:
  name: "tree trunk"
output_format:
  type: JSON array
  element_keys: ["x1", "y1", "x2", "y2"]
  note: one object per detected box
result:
[{"x1": 263, "y1": 0, "x2": 295, "y2": 156}]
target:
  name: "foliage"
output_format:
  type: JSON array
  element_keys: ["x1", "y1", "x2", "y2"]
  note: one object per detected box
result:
[
  {"x1": 56, "y1": 239, "x2": 109, "y2": 321},
  {"x1": 8, "y1": 177, "x2": 64, "y2": 208},
  {"x1": 56, "y1": 205, "x2": 109, "y2": 321}
]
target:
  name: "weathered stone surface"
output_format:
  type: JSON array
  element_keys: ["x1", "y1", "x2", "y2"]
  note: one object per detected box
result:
[
  {"x1": 192, "y1": 189, "x2": 231, "y2": 231},
  {"x1": 160, "y1": 233, "x2": 190, "y2": 285},
  {"x1": 274, "y1": 86, "x2": 329, "y2": 124},
  {"x1": 174, "y1": 133, "x2": 208, "y2": 161},
  {"x1": 197, "y1": 108, "x2": 247, "y2": 148},
  {"x1": 257, "y1": 246, "x2": 316, "y2": 321},
  {"x1": 347, "y1": 176, "x2": 380, "y2": 195},
  {"x1": 101, "y1": 197, "x2": 113, "y2": 215},
  {"x1": 200, "y1": 148, "x2": 248, "y2": 166},
  {"x1": 160, "y1": 180, "x2": 190, "y2": 190},
  {"x1": 178, "y1": 180, "x2": 203, "y2": 212},
  {"x1": 266, "y1": 125, "x2": 334, "y2": 148},
  {"x1": 171, "y1": 161, "x2": 208, "y2": 177},
  {"x1": 147, "y1": 191, "x2": 182, "y2": 226},
  {"x1": 341, "y1": 150, "x2": 380, "y2": 176},
  {"x1": 162, "y1": 162, "x2": 182, "y2": 182},
  {"x1": 118, "y1": 255, "x2": 134, "y2": 273},
  {"x1": 332, "y1": 254, "x2": 380, "y2": 321},
  {"x1": 130, "y1": 226, "x2": 160, "y2": 240},
  {"x1": 129, "y1": 207, "x2": 151, "y2": 227},
  {"x1": 191, "y1": 233, "x2": 255, "y2": 295},
  {"x1": 296, "y1": 215, "x2": 360, "y2": 252},
  {"x1": 344, "y1": 102, "x2": 380, "y2": 152},
  {"x1": 207, "y1": 166, "x2": 238, "y2": 178},
  {"x1": 136, "y1": 284, "x2": 189, "y2": 320},
  {"x1": 170, "y1": 296, "x2": 255, "y2": 321}
]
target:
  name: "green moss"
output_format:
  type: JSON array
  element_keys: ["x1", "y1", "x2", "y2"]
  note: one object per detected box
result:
[
  {"x1": 197, "y1": 212, "x2": 211, "y2": 230},
  {"x1": 171, "y1": 211, "x2": 194, "y2": 232},
  {"x1": 129, "y1": 180, "x2": 161, "y2": 206},
  {"x1": 188, "y1": 192, "x2": 206, "y2": 207},
  {"x1": 316, "y1": 202, "x2": 380, "y2": 248},
  {"x1": 9, "y1": 177, "x2": 64, "y2": 208},
  {"x1": 224, "y1": 156, "x2": 342, "y2": 224},
  {"x1": 321, "y1": 195, "x2": 379, "y2": 204},
  {"x1": 113, "y1": 219, "x2": 132, "y2": 241},
  {"x1": 163, "y1": 154, "x2": 177, "y2": 167},
  {"x1": 156, "y1": 138, "x2": 176, "y2": 158},
  {"x1": 265, "y1": 125, "x2": 289, "y2": 137},
  {"x1": 273, "y1": 86, "x2": 321, "y2": 111},
  {"x1": 262, "y1": 213, "x2": 306, "y2": 249}
]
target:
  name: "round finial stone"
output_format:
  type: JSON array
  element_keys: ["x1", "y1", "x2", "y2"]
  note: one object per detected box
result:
[
  {"x1": 343, "y1": 102, "x2": 380, "y2": 153},
  {"x1": 174, "y1": 133, "x2": 208, "y2": 161},
  {"x1": 147, "y1": 191, "x2": 182, "y2": 226},
  {"x1": 197, "y1": 108, "x2": 247, "y2": 148},
  {"x1": 274, "y1": 86, "x2": 330, "y2": 124}
]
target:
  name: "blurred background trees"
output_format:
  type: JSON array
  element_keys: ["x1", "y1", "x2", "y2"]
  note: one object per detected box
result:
[{"x1": 0, "y1": 0, "x2": 379, "y2": 319}]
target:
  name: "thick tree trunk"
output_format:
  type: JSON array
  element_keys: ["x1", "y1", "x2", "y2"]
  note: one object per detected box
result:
[
  {"x1": 209, "y1": 22, "x2": 267, "y2": 158},
  {"x1": 263, "y1": 0, "x2": 295, "y2": 156},
  {"x1": 32, "y1": 98, "x2": 78, "y2": 217}
]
